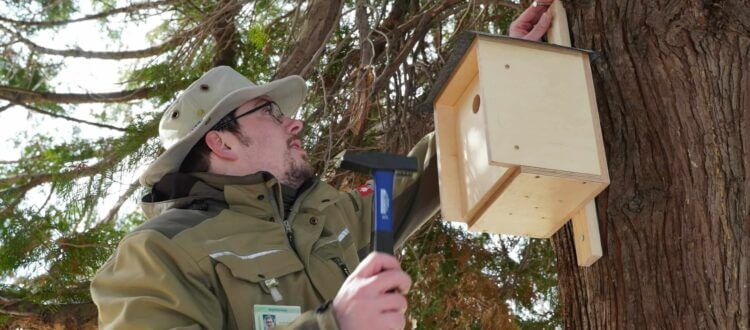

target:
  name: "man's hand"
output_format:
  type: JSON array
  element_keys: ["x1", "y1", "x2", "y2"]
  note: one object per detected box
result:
[
  {"x1": 508, "y1": 0, "x2": 554, "y2": 41},
  {"x1": 333, "y1": 252, "x2": 412, "y2": 330}
]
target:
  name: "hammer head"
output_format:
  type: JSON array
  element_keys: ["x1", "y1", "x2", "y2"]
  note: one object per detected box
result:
[{"x1": 338, "y1": 151, "x2": 418, "y2": 174}]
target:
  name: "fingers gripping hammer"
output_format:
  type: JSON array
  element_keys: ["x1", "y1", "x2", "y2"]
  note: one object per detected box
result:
[{"x1": 339, "y1": 152, "x2": 418, "y2": 254}]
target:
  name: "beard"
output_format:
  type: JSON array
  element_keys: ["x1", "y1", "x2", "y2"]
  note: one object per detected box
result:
[{"x1": 280, "y1": 148, "x2": 314, "y2": 188}]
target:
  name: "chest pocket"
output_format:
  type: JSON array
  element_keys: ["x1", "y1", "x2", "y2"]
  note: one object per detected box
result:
[
  {"x1": 212, "y1": 249, "x2": 312, "y2": 330},
  {"x1": 313, "y1": 227, "x2": 358, "y2": 264},
  {"x1": 308, "y1": 226, "x2": 361, "y2": 298}
]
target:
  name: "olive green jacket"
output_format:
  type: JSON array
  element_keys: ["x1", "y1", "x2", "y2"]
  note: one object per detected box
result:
[{"x1": 91, "y1": 133, "x2": 439, "y2": 329}]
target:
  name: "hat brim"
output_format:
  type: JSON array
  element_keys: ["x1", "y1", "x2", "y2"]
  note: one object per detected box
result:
[{"x1": 139, "y1": 75, "x2": 307, "y2": 187}]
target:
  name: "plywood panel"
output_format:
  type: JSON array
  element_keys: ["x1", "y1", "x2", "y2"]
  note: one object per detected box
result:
[
  {"x1": 468, "y1": 172, "x2": 607, "y2": 238},
  {"x1": 436, "y1": 42, "x2": 479, "y2": 108},
  {"x1": 476, "y1": 38, "x2": 603, "y2": 177},
  {"x1": 571, "y1": 200, "x2": 603, "y2": 266},
  {"x1": 456, "y1": 75, "x2": 511, "y2": 217},
  {"x1": 582, "y1": 54, "x2": 611, "y2": 184},
  {"x1": 433, "y1": 103, "x2": 465, "y2": 222},
  {"x1": 546, "y1": 0, "x2": 571, "y2": 47}
]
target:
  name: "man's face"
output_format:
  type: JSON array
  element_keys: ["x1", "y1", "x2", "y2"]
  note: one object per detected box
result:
[
  {"x1": 264, "y1": 315, "x2": 275, "y2": 328},
  {"x1": 213, "y1": 96, "x2": 314, "y2": 187}
]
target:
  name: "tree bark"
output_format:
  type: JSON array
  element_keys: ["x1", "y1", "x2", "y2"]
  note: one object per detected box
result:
[{"x1": 552, "y1": 0, "x2": 750, "y2": 328}]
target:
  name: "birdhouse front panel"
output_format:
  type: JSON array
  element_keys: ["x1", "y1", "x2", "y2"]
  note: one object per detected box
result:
[{"x1": 476, "y1": 38, "x2": 605, "y2": 178}]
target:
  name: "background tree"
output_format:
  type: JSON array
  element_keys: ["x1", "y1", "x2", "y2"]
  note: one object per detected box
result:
[
  {"x1": 0, "y1": 0, "x2": 559, "y2": 328},
  {"x1": 550, "y1": 1, "x2": 749, "y2": 328}
]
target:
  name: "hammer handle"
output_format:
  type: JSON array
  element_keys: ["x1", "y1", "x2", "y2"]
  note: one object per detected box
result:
[
  {"x1": 375, "y1": 234, "x2": 394, "y2": 255},
  {"x1": 372, "y1": 170, "x2": 395, "y2": 254}
]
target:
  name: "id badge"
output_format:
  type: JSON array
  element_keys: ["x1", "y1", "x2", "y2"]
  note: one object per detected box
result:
[{"x1": 254, "y1": 304, "x2": 301, "y2": 329}]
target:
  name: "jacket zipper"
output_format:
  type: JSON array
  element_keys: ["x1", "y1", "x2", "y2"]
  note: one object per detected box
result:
[
  {"x1": 282, "y1": 220, "x2": 296, "y2": 253},
  {"x1": 332, "y1": 257, "x2": 351, "y2": 277},
  {"x1": 279, "y1": 181, "x2": 318, "y2": 254},
  {"x1": 268, "y1": 179, "x2": 329, "y2": 301},
  {"x1": 269, "y1": 184, "x2": 298, "y2": 253}
]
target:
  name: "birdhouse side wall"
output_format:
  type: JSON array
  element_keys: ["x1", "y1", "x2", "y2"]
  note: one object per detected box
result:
[
  {"x1": 456, "y1": 75, "x2": 513, "y2": 219},
  {"x1": 434, "y1": 103, "x2": 466, "y2": 221}
]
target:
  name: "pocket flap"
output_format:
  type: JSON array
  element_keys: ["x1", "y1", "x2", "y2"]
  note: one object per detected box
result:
[
  {"x1": 210, "y1": 249, "x2": 303, "y2": 282},
  {"x1": 313, "y1": 240, "x2": 344, "y2": 259},
  {"x1": 312, "y1": 229, "x2": 355, "y2": 259}
]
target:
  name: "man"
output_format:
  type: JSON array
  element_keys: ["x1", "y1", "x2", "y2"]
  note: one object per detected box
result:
[
  {"x1": 92, "y1": 65, "x2": 434, "y2": 329},
  {"x1": 91, "y1": 3, "x2": 552, "y2": 329}
]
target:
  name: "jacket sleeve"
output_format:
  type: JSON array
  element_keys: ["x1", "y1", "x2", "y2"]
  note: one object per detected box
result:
[
  {"x1": 279, "y1": 300, "x2": 340, "y2": 329},
  {"x1": 341, "y1": 132, "x2": 439, "y2": 253},
  {"x1": 91, "y1": 230, "x2": 224, "y2": 330},
  {"x1": 344, "y1": 188, "x2": 374, "y2": 254},
  {"x1": 392, "y1": 131, "x2": 440, "y2": 248}
]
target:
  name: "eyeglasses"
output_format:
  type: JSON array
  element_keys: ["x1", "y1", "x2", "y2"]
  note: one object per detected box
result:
[{"x1": 212, "y1": 101, "x2": 284, "y2": 130}]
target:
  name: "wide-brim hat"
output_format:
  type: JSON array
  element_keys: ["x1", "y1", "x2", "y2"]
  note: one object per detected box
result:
[{"x1": 139, "y1": 66, "x2": 307, "y2": 186}]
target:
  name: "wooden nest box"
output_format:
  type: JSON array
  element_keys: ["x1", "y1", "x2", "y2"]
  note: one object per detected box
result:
[{"x1": 427, "y1": 4, "x2": 609, "y2": 267}]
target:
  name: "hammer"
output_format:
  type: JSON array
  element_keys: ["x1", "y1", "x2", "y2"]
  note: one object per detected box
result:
[{"x1": 339, "y1": 152, "x2": 419, "y2": 254}]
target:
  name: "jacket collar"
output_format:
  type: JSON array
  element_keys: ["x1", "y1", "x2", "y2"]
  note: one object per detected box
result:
[{"x1": 141, "y1": 171, "x2": 339, "y2": 220}]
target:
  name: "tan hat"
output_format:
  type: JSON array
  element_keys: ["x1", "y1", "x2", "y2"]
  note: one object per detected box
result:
[{"x1": 139, "y1": 66, "x2": 307, "y2": 186}]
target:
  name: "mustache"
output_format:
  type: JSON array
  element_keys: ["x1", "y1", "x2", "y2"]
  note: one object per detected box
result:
[{"x1": 287, "y1": 136, "x2": 303, "y2": 148}]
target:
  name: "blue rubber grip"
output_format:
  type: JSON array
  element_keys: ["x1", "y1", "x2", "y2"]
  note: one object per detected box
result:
[{"x1": 372, "y1": 170, "x2": 395, "y2": 254}]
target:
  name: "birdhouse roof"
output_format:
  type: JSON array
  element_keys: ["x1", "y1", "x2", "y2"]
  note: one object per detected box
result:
[{"x1": 418, "y1": 31, "x2": 594, "y2": 113}]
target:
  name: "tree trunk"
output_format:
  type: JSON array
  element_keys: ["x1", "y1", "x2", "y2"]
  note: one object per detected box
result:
[{"x1": 551, "y1": 0, "x2": 750, "y2": 328}]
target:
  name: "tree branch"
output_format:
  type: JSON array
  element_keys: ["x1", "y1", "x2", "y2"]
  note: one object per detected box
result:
[
  {"x1": 316, "y1": 0, "x2": 420, "y2": 95},
  {"x1": 274, "y1": 0, "x2": 345, "y2": 79},
  {"x1": 356, "y1": 0, "x2": 374, "y2": 67},
  {"x1": 0, "y1": 301, "x2": 97, "y2": 328},
  {"x1": 476, "y1": 0, "x2": 521, "y2": 10},
  {"x1": 210, "y1": 0, "x2": 243, "y2": 67},
  {"x1": 0, "y1": 156, "x2": 117, "y2": 189},
  {"x1": 57, "y1": 242, "x2": 107, "y2": 249},
  {"x1": 345, "y1": 0, "x2": 376, "y2": 141},
  {"x1": 97, "y1": 177, "x2": 141, "y2": 225},
  {"x1": 0, "y1": 308, "x2": 36, "y2": 317},
  {"x1": 5, "y1": 31, "x2": 180, "y2": 60},
  {"x1": 0, "y1": 118, "x2": 159, "y2": 196},
  {"x1": 0, "y1": 102, "x2": 12, "y2": 113},
  {"x1": 13, "y1": 102, "x2": 126, "y2": 131},
  {"x1": 266, "y1": 6, "x2": 297, "y2": 29},
  {"x1": 370, "y1": 0, "x2": 464, "y2": 94},
  {"x1": 0, "y1": 0, "x2": 175, "y2": 27},
  {"x1": 0, "y1": 84, "x2": 157, "y2": 104},
  {"x1": 2, "y1": 159, "x2": 117, "y2": 219}
]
